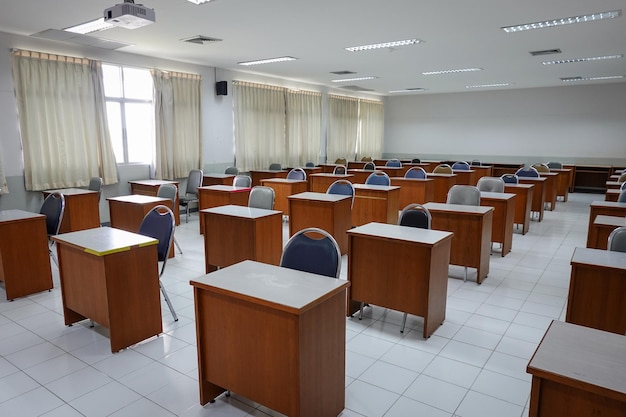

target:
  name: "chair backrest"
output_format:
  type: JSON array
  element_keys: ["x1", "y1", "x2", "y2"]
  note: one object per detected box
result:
[
  {"x1": 477, "y1": 176, "x2": 505, "y2": 193},
  {"x1": 398, "y1": 204, "x2": 432, "y2": 229},
  {"x1": 433, "y1": 164, "x2": 453, "y2": 174},
  {"x1": 618, "y1": 173, "x2": 626, "y2": 183},
  {"x1": 471, "y1": 160, "x2": 481, "y2": 166},
  {"x1": 361, "y1": 156, "x2": 372, "y2": 162},
  {"x1": 233, "y1": 175, "x2": 252, "y2": 188},
  {"x1": 547, "y1": 161, "x2": 563, "y2": 170},
  {"x1": 269, "y1": 163, "x2": 282, "y2": 171},
  {"x1": 185, "y1": 169, "x2": 203, "y2": 196},
  {"x1": 333, "y1": 165, "x2": 346, "y2": 175},
  {"x1": 607, "y1": 226, "x2": 626, "y2": 253},
  {"x1": 365, "y1": 171, "x2": 390, "y2": 186},
  {"x1": 225, "y1": 166, "x2": 239, "y2": 175},
  {"x1": 248, "y1": 186, "x2": 275, "y2": 210},
  {"x1": 452, "y1": 161, "x2": 470, "y2": 171},
  {"x1": 88, "y1": 177, "x2": 103, "y2": 202},
  {"x1": 40, "y1": 192, "x2": 65, "y2": 236},
  {"x1": 327, "y1": 179, "x2": 355, "y2": 207},
  {"x1": 446, "y1": 185, "x2": 481, "y2": 206},
  {"x1": 404, "y1": 167, "x2": 427, "y2": 179},
  {"x1": 411, "y1": 158, "x2": 421, "y2": 163},
  {"x1": 618, "y1": 190, "x2": 626, "y2": 203},
  {"x1": 363, "y1": 162, "x2": 376, "y2": 171},
  {"x1": 334, "y1": 158, "x2": 347, "y2": 166},
  {"x1": 157, "y1": 183, "x2": 178, "y2": 210},
  {"x1": 515, "y1": 167, "x2": 540, "y2": 178},
  {"x1": 305, "y1": 161, "x2": 315, "y2": 168},
  {"x1": 532, "y1": 163, "x2": 550, "y2": 173},
  {"x1": 138, "y1": 205, "x2": 175, "y2": 270},
  {"x1": 385, "y1": 159, "x2": 402, "y2": 168},
  {"x1": 501, "y1": 174, "x2": 519, "y2": 184},
  {"x1": 287, "y1": 168, "x2": 307, "y2": 180},
  {"x1": 621, "y1": 182, "x2": 626, "y2": 191},
  {"x1": 280, "y1": 227, "x2": 342, "y2": 278}
]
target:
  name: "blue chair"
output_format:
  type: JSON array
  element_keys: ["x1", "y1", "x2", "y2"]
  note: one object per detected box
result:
[
  {"x1": 157, "y1": 184, "x2": 183, "y2": 254},
  {"x1": 365, "y1": 171, "x2": 390, "y2": 186},
  {"x1": 501, "y1": 174, "x2": 519, "y2": 184},
  {"x1": 620, "y1": 182, "x2": 626, "y2": 191},
  {"x1": 225, "y1": 166, "x2": 239, "y2": 175},
  {"x1": 618, "y1": 190, "x2": 626, "y2": 203},
  {"x1": 233, "y1": 175, "x2": 252, "y2": 188},
  {"x1": 40, "y1": 192, "x2": 65, "y2": 266},
  {"x1": 607, "y1": 226, "x2": 626, "y2": 252},
  {"x1": 411, "y1": 158, "x2": 421, "y2": 163},
  {"x1": 477, "y1": 176, "x2": 505, "y2": 193},
  {"x1": 452, "y1": 161, "x2": 470, "y2": 171},
  {"x1": 363, "y1": 162, "x2": 376, "y2": 171},
  {"x1": 327, "y1": 179, "x2": 355, "y2": 208},
  {"x1": 515, "y1": 167, "x2": 539, "y2": 178},
  {"x1": 305, "y1": 162, "x2": 315, "y2": 168},
  {"x1": 385, "y1": 159, "x2": 402, "y2": 168},
  {"x1": 287, "y1": 168, "x2": 306, "y2": 180},
  {"x1": 179, "y1": 169, "x2": 203, "y2": 223},
  {"x1": 280, "y1": 228, "x2": 341, "y2": 278},
  {"x1": 138, "y1": 205, "x2": 178, "y2": 321},
  {"x1": 404, "y1": 167, "x2": 427, "y2": 179}
]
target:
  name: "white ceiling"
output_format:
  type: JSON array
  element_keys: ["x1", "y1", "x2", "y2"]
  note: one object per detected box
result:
[{"x1": 1, "y1": 0, "x2": 625, "y2": 96}]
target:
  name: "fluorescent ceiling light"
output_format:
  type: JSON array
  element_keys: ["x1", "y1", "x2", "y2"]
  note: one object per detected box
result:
[
  {"x1": 186, "y1": 0, "x2": 213, "y2": 3},
  {"x1": 422, "y1": 68, "x2": 482, "y2": 75},
  {"x1": 238, "y1": 56, "x2": 297, "y2": 66},
  {"x1": 345, "y1": 39, "x2": 422, "y2": 52},
  {"x1": 502, "y1": 10, "x2": 621, "y2": 33},
  {"x1": 561, "y1": 75, "x2": 624, "y2": 82},
  {"x1": 466, "y1": 83, "x2": 513, "y2": 89},
  {"x1": 542, "y1": 54, "x2": 623, "y2": 65},
  {"x1": 389, "y1": 88, "x2": 427, "y2": 93},
  {"x1": 331, "y1": 76, "x2": 377, "y2": 83},
  {"x1": 64, "y1": 17, "x2": 115, "y2": 34}
]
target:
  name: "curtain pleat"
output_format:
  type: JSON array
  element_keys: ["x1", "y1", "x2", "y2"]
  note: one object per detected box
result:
[
  {"x1": 327, "y1": 95, "x2": 359, "y2": 163},
  {"x1": 357, "y1": 99, "x2": 384, "y2": 160},
  {"x1": 286, "y1": 90, "x2": 322, "y2": 167}
]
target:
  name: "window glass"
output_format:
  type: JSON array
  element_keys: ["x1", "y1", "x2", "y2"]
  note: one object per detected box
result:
[
  {"x1": 102, "y1": 64, "x2": 122, "y2": 98},
  {"x1": 125, "y1": 102, "x2": 154, "y2": 163},
  {"x1": 123, "y1": 67, "x2": 153, "y2": 100}
]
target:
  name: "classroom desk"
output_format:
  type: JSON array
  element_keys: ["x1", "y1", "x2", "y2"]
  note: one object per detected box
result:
[
  {"x1": 52, "y1": 227, "x2": 162, "y2": 352},
  {"x1": 318, "y1": 163, "x2": 344, "y2": 173},
  {"x1": 288, "y1": 192, "x2": 352, "y2": 254},
  {"x1": 567, "y1": 247, "x2": 626, "y2": 335},
  {"x1": 191, "y1": 260, "x2": 349, "y2": 415},
  {"x1": 390, "y1": 177, "x2": 435, "y2": 207},
  {"x1": 538, "y1": 172, "x2": 558, "y2": 210},
  {"x1": 518, "y1": 177, "x2": 547, "y2": 221},
  {"x1": 425, "y1": 173, "x2": 457, "y2": 203},
  {"x1": 423, "y1": 202, "x2": 493, "y2": 284},
  {"x1": 374, "y1": 165, "x2": 407, "y2": 178},
  {"x1": 451, "y1": 169, "x2": 476, "y2": 186},
  {"x1": 347, "y1": 223, "x2": 453, "y2": 338},
  {"x1": 309, "y1": 173, "x2": 354, "y2": 193},
  {"x1": 260, "y1": 178, "x2": 308, "y2": 216},
  {"x1": 0, "y1": 210, "x2": 53, "y2": 300},
  {"x1": 587, "y1": 215, "x2": 626, "y2": 250},
  {"x1": 202, "y1": 173, "x2": 235, "y2": 186},
  {"x1": 346, "y1": 169, "x2": 378, "y2": 184},
  {"x1": 605, "y1": 189, "x2": 622, "y2": 202},
  {"x1": 472, "y1": 165, "x2": 493, "y2": 184},
  {"x1": 480, "y1": 192, "x2": 516, "y2": 257},
  {"x1": 526, "y1": 321, "x2": 626, "y2": 417},
  {"x1": 352, "y1": 184, "x2": 400, "y2": 227},
  {"x1": 43, "y1": 188, "x2": 100, "y2": 233},
  {"x1": 504, "y1": 184, "x2": 534, "y2": 235},
  {"x1": 551, "y1": 168, "x2": 572, "y2": 202},
  {"x1": 490, "y1": 163, "x2": 524, "y2": 177},
  {"x1": 197, "y1": 185, "x2": 251, "y2": 233},
  {"x1": 606, "y1": 181, "x2": 624, "y2": 190},
  {"x1": 347, "y1": 161, "x2": 368, "y2": 169},
  {"x1": 129, "y1": 179, "x2": 180, "y2": 225},
  {"x1": 248, "y1": 169, "x2": 288, "y2": 187},
  {"x1": 201, "y1": 205, "x2": 282, "y2": 273},
  {"x1": 587, "y1": 201, "x2": 626, "y2": 246}
]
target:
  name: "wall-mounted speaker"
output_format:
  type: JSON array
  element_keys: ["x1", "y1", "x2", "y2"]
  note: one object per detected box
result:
[{"x1": 216, "y1": 81, "x2": 228, "y2": 96}]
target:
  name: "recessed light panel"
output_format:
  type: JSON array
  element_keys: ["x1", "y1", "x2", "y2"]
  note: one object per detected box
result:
[
  {"x1": 389, "y1": 88, "x2": 427, "y2": 93},
  {"x1": 466, "y1": 83, "x2": 513, "y2": 89},
  {"x1": 543, "y1": 54, "x2": 623, "y2": 65},
  {"x1": 64, "y1": 18, "x2": 115, "y2": 34},
  {"x1": 186, "y1": 0, "x2": 213, "y2": 4},
  {"x1": 345, "y1": 39, "x2": 422, "y2": 52},
  {"x1": 238, "y1": 56, "x2": 297, "y2": 66},
  {"x1": 502, "y1": 10, "x2": 621, "y2": 32},
  {"x1": 561, "y1": 75, "x2": 624, "y2": 82},
  {"x1": 331, "y1": 76, "x2": 377, "y2": 83},
  {"x1": 422, "y1": 68, "x2": 482, "y2": 75}
]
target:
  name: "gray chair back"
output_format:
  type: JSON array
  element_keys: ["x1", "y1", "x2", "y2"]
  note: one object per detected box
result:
[
  {"x1": 269, "y1": 163, "x2": 282, "y2": 171},
  {"x1": 405, "y1": 167, "x2": 426, "y2": 179},
  {"x1": 607, "y1": 226, "x2": 626, "y2": 253},
  {"x1": 501, "y1": 174, "x2": 519, "y2": 184},
  {"x1": 225, "y1": 166, "x2": 239, "y2": 175},
  {"x1": 287, "y1": 168, "x2": 306, "y2": 180},
  {"x1": 185, "y1": 169, "x2": 203, "y2": 196},
  {"x1": 446, "y1": 185, "x2": 481, "y2": 206},
  {"x1": 248, "y1": 186, "x2": 275, "y2": 210},
  {"x1": 88, "y1": 177, "x2": 103, "y2": 202},
  {"x1": 618, "y1": 190, "x2": 626, "y2": 203},
  {"x1": 157, "y1": 183, "x2": 178, "y2": 210},
  {"x1": 547, "y1": 162, "x2": 563, "y2": 169},
  {"x1": 233, "y1": 175, "x2": 252, "y2": 188},
  {"x1": 477, "y1": 176, "x2": 505, "y2": 193}
]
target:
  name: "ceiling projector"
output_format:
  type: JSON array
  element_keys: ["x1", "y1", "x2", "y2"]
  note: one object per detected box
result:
[{"x1": 104, "y1": 1, "x2": 155, "y2": 29}]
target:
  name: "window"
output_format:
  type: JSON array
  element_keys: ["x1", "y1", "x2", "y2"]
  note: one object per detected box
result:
[{"x1": 103, "y1": 64, "x2": 154, "y2": 164}]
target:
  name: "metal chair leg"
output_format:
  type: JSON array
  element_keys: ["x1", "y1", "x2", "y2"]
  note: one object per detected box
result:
[
  {"x1": 359, "y1": 302, "x2": 364, "y2": 320},
  {"x1": 159, "y1": 280, "x2": 178, "y2": 321},
  {"x1": 400, "y1": 313, "x2": 408, "y2": 333},
  {"x1": 464, "y1": 266, "x2": 468, "y2": 282},
  {"x1": 173, "y1": 237, "x2": 183, "y2": 254}
]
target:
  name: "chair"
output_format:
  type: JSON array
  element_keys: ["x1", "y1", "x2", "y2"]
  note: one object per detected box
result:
[
  {"x1": 477, "y1": 176, "x2": 505, "y2": 193},
  {"x1": 607, "y1": 226, "x2": 626, "y2": 253},
  {"x1": 621, "y1": 182, "x2": 626, "y2": 191},
  {"x1": 286, "y1": 168, "x2": 306, "y2": 180},
  {"x1": 363, "y1": 162, "x2": 376, "y2": 171},
  {"x1": 233, "y1": 175, "x2": 252, "y2": 188},
  {"x1": 404, "y1": 167, "x2": 427, "y2": 179},
  {"x1": 88, "y1": 177, "x2": 103, "y2": 202},
  {"x1": 618, "y1": 173, "x2": 626, "y2": 183},
  {"x1": 515, "y1": 166, "x2": 540, "y2": 178},
  {"x1": 327, "y1": 179, "x2": 355, "y2": 208},
  {"x1": 471, "y1": 160, "x2": 482, "y2": 167},
  {"x1": 452, "y1": 161, "x2": 470, "y2": 171},
  {"x1": 225, "y1": 166, "x2": 239, "y2": 175},
  {"x1": 365, "y1": 171, "x2": 390, "y2": 186},
  {"x1": 334, "y1": 158, "x2": 347, "y2": 166},
  {"x1": 305, "y1": 161, "x2": 315, "y2": 168},
  {"x1": 280, "y1": 227, "x2": 341, "y2": 279},
  {"x1": 618, "y1": 190, "x2": 626, "y2": 203},
  {"x1": 411, "y1": 158, "x2": 421, "y2": 163},
  {"x1": 532, "y1": 163, "x2": 550, "y2": 173},
  {"x1": 40, "y1": 192, "x2": 65, "y2": 266},
  {"x1": 433, "y1": 164, "x2": 453, "y2": 174},
  {"x1": 138, "y1": 205, "x2": 178, "y2": 321},
  {"x1": 385, "y1": 159, "x2": 402, "y2": 168},
  {"x1": 248, "y1": 186, "x2": 275, "y2": 210},
  {"x1": 361, "y1": 156, "x2": 372, "y2": 162},
  {"x1": 547, "y1": 162, "x2": 563, "y2": 170},
  {"x1": 333, "y1": 165, "x2": 346, "y2": 175},
  {"x1": 446, "y1": 185, "x2": 480, "y2": 282},
  {"x1": 269, "y1": 163, "x2": 282, "y2": 171},
  {"x1": 179, "y1": 169, "x2": 203, "y2": 223},
  {"x1": 157, "y1": 184, "x2": 183, "y2": 254},
  {"x1": 501, "y1": 174, "x2": 519, "y2": 184}
]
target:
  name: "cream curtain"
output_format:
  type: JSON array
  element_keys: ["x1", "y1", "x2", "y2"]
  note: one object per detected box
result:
[
  {"x1": 286, "y1": 90, "x2": 322, "y2": 167},
  {"x1": 233, "y1": 82, "x2": 287, "y2": 171},
  {"x1": 0, "y1": 149, "x2": 7, "y2": 194},
  {"x1": 327, "y1": 95, "x2": 359, "y2": 163},
  {"x1": 357, "y1": 99, "x2": 384, "y2": 160},
  {"x1": 11, "y1": 50, "x2": 118, "y2": 191},
  {"x1": 152, "y1": 70, "x2": 202, "y2": 180}
]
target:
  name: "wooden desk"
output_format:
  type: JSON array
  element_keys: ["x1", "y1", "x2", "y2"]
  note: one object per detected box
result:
[
  {"x1": 567, "y1": 247, "x2": 626, "y2": 335},
  {"x1": 288, "y1": 192, "x2": 352, "y2": 255},
  {"x1": 587, "y1": 215, "x2": 626, "y2": 250},
  {"x1": 0, "y1": 210, "x2": 53, "y2": 300},
  {"x1": 202, "y1": 173, "x2": 235, "y2": 186},
  {"x1": 606, "y1": 189, "x2": 622, "y2": 202},
  {"x1": 606, "y1": 181, "x2": 624, "y2": 190},
  {"x1": 43, "y1": 188, "x2": 100, "y2": 233},
  {"x1": 587, "y1": 201, "x2": 626, "y2": 246},
  {"x1": 451, "y1": 169, "x2": 476, "y2": 186},
  {"x1": 504, "y1": 184, "x2": 534, "y2": 235},
  {"x1": 490, "y1": 163, "x2": 524, "y2": 177},
  {"x1": 129, "y1": 179, "x2": 180, "y2": 225},
  {"x1": 260, "y1": 178, "x2": 308, "y2": 216},
  {"x1": 518, "y1": 177, "x2": 547, "y2": 221},
  {"x1": 347, "y1": 223, "x2": 453, "y2": 338},
  {"x1": 347, "y1": 161, "x2": 367, "y2": 169},
  {"x1": 352, "y1": 184, "x2": 400, "y2": 227},
  {"x1": 299, "y1": 166, "x2": 322, "y2": 190},
  {"x1": 309, "y1": 173, "x2": 354, "y2": 193},
  {"x1": 374, "y1": 166, "x2": 407, "y2": 178},
  {"x1": 551, "y1": 168, "x2": 572, "y2": 202},
  {"x1": 538, "y1": 172, "x2": 558, "y2": 210},
  {"x1": 248, "y1": 170, "x2": 288, "y2": 187},
  {"x1": 52, "y1": 227, "x2": 161, "y2": 352},
  {"x1": 423, "y1": 202, "x2": 493, "y2": 284},
  {"x1": 472, "y1": 166, "x2": 493, "y2": 184},
  {"x1": 197, "y1": 185, "x2": 251, "y2": 233},
  {"x1": 425, "y1": 173, "x2": 457, "y2": 203},
  {"x1": 390, "y1": 177, "x2": 435, "y2": 207},
  {"x1": 318, "y1": 163, "x2": 343, "y2": 173},
  {"x1": 201, "y1": 205, "x2": 282, "y2": 273},
  {"x1": 480, "y1": 192, "x2": 516, "y2": 257},
  {"x1": 347, "y1": 169, "x2": 376, "y2": 184},
  {"x1": 574, "y1": 165, "x2": 612, "y2": 192},
  {"x1": 527, "y1": 321, "x2": 626, "y2": 417},
  {"x1": 191, "y1": 260, "x2": 349, "y2": 416}
]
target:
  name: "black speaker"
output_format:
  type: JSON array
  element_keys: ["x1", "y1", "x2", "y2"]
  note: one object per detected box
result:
[{"x1": 216, "y1": 81, "x2": 227, "y2": 96}]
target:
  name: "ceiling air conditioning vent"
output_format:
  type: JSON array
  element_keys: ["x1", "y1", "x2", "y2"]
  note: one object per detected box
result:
[
  {"x1": 330, "y1": 70, "x2": 356, "y2": 75},
  {"x1": 182, "y1": 35, "x2": 223, "y2": 44},
  {"x1": 340, "y1": 85, "x2": 374, "y2": 92},
  {"x1": 530, "y1": 49, "x2": 561, "y2": 56}
]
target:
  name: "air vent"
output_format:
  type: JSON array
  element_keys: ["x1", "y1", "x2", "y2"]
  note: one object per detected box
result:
[
  {"x1": 181, "y1": 35, "x2": 223, "y2": 45},
  {"x1": 530, "y1": 49, "x2": 561, "y2": 56},
  {"x1": 330, "y1": 70, "x2": 356, "y2": 75},
  {"x1": 340, "y1": 85, "x2": 374, "y2": 92}
]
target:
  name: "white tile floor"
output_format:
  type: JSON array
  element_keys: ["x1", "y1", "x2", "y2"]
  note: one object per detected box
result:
[{"x1": 0, "y1": 192, "x2": 598, "y2": 416}]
